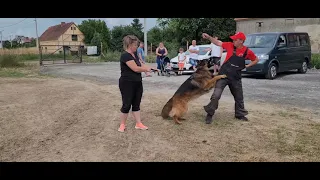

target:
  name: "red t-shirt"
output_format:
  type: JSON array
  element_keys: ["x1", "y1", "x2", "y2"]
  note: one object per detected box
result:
[{"x1": 222, "y1": 42, "x2": 257, "y2": 64}]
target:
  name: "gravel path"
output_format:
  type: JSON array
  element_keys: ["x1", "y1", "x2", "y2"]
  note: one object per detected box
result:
[{"x1": 41, "y1": 62, "x2": 320, "y2": 113}]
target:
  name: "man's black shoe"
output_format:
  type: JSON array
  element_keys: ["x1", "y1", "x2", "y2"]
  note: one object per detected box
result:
[
  {"x1": 205, "y1": 114, "x2": 214, "y2": 124},
  {"x1": 203, "y1": 105, "x2": 215, "y2": 116},
  {"x1": 235, "y1": 116, "x2": 248, "y2": 121}
]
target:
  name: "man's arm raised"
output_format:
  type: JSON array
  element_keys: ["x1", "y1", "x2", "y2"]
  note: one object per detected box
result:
[{"x1": 202, "y1": 33, "x2": 222, "y2": 47}]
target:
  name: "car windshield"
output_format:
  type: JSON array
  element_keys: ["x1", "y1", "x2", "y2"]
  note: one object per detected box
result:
[
  {"x1": 244, "y1": 34, "x2": 277, "y2": 48},
  {"x1": 185, "y1": 46, "x2": 210, "y2": 55}
]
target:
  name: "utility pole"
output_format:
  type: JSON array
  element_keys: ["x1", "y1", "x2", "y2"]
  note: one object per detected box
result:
[
  {"x1": 144, "y1": 18, "x2": 147, "y2": 56},
  {"x1": 9, "y1": 33, "x2": 12, "y2": 48},
  {"x1": 34, "y1": 18, "x2": 42, "y2": 65},
  {"x1": 0, "y1": 30, "x2": 3, "y2": 49}
]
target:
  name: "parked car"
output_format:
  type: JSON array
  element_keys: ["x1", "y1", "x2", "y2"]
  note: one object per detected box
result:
[
  {"x1": 242, "y1": 32, "x2": 311, "y2": 79},
  {"x1": 170, "y1": 44, "x2": 227, "y2": 73}
]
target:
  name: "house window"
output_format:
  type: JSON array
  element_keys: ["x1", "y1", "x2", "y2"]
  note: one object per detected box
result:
[
  {"x1": 72, "y1": 35, "x2": 78, "y2": 41},
  {"x1": 71, "y1": 27, "x2": 73, "y2": 30},
  {"x1": 73, "y1": 27, "x2": 76, "y2": 30}
]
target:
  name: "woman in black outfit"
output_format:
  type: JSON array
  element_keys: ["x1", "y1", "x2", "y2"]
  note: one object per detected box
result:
[{"x1": 118, "y1": 35, "x2": 155, "y2": 132}]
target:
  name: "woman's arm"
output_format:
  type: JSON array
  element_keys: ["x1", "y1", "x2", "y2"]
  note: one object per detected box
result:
[
  {"x1": 156, "y1": 48, "x2": 162, "y2": 56},
  {"x1": 126, "y1": 60, "x2": 150, "y2": 72},
  {"x1": 164, "y1": 48, "x2": 168, "y2": 56}
]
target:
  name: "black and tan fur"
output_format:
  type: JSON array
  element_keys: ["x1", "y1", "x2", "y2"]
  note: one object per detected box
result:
[{"x1": 161, "y1": 60, "x2": 227, "y2": 124}]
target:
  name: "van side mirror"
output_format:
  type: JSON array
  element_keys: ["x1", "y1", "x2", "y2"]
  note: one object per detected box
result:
[{"x1": 277, "y1": 44, "x2": 285, "y2": 48}]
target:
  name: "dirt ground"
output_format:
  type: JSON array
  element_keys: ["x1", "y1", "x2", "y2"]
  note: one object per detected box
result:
[{"x1": 1, "y1": 76, "x2": 319, "y2": 162}]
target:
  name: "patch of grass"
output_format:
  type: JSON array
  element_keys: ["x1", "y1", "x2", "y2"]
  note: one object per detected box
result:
[
  {"x1": 0, "y1": 68, "x2": 25, "y2": 77},
  {"x1": 102, "y1": 51, "x2": 122, "y2": 62},
  {"x1": 0, "y1": 54, "x2": 25, "y2": 68},
  {"x1": 311, "y1": 54, "x2": 320, "y2": 69},
  {"x1": 277, "y1": 110, "x2": 302, "y2": 119},
  {"x1": 18, "y1": 54, "x2": 39, "y2": 61},
  {"x1": 82, "y1": 56, "x2": 105, "y2": 63},
  {"x1": 271, "y1": 125, "x2": 320, "y2": 160},
  {"x1": 0, "y1": 60, "x2": 43, "y2": 78},
  {"x1": 278, "y1": 111, "x2": 289, "y2": 117}
]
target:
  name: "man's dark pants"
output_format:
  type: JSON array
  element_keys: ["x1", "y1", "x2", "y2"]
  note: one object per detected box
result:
[{"x1": 204, "y1": 78, "x2": 248, "y2": 118}]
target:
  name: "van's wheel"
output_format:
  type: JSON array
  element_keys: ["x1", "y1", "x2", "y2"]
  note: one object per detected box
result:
[
  {"x1": 297, "y1": 60, "x2": 308, "y2": 74},
  {"x1": 265, "y1": 63, "x2": 277, "y2": 80}
]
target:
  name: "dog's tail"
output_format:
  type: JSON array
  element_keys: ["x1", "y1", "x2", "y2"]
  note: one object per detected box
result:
[{"x1": 161, "y1": 97, "x2": 173, "y2": 119}]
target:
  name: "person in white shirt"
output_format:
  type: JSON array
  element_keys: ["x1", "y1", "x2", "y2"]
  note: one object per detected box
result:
[
  {"x1": 188, "y1": 40, "x2": 199, "y2": 71},
  {"x1": 204, "y1": 35, "x2": 223, "y2": 75},
  {"x1": 177, "y1": 47, "x2": 186, "y2": 75}
]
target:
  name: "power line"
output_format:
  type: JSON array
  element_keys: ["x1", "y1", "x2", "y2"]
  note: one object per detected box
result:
[{"x1": 0, "y1": 18, "x2": 28, "y2": 29}]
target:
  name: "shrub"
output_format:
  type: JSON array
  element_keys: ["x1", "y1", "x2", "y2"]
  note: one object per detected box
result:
[
  {"x1": 0, "y1": 54, "x2": 24, "y2": 68},
  {"x1": 311, "y1": 54, "x2": 320, "y2": 69}
]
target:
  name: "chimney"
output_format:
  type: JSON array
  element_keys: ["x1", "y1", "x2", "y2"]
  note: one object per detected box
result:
[{"x1": 61, "y1": 22, "x2": 65, "y2": 26}]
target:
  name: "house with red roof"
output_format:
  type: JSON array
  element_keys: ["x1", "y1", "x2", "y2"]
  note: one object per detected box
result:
[{"x1": 39, "y1": 22, "x2": 85, "y2": 54}]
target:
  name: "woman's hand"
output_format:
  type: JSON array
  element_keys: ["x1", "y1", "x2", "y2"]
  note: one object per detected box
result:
[{"x1": 144, "y1": 66, "x2": 152, "y2": 72}]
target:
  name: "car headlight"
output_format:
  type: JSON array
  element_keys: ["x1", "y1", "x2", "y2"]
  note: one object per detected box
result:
[{"x1": 257, "y1": 54, "x2": 269, "y2": 63}]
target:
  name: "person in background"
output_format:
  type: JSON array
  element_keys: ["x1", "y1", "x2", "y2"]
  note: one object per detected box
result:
[
  {"x1": 177, "y1": 47, "x2": 186, "y2": 75},
  {"x1": 137, "y1": 41, "x2": 152, "y2": 77},
  {"x1": 156, "y1": 42, "x2": 168, "y2": 71},
  {"x1": 188, "y1": 40, "x2": 199, "y2": 71},
  {"x1": 204, "y1": 35, "x2": 223, "y2": 75}
]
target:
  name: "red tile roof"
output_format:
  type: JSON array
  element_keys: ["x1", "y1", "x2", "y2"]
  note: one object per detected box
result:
[{"x1": 39, "y1": 22, "x2": 74, "y2": 41}]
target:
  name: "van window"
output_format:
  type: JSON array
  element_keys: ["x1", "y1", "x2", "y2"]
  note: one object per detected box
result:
[
  {"x1": 243, "y1": 34, "x2": 277, "y2": 48},
  {"x1": 299, "y1": 34, "x2": 309, "y2": 46},
  {"x1": 288, "y1": 34, "x2": 299, "y2": 47},
  {"x1": 277, "y1": 35, "x2": 287, "y2": 47}
]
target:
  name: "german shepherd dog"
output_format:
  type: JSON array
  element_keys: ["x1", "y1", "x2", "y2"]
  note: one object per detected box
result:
[{"x1": 161, "y1": 59, "x2": 227, "y2": 124}]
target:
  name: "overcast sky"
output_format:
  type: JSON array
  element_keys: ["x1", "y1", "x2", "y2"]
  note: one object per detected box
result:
[{"x1": 0, "y1": 18, "x2": 158, "y2": 40}]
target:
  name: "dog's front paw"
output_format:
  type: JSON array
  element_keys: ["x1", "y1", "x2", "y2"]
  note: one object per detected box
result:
[{"x1": 221, "y1": 74, "x2": 227, "y2": 78}]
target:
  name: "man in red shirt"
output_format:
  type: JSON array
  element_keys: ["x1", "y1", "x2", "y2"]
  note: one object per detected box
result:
[{"x1": 202, "y1": 32, "x2": 259, "y2": 124}]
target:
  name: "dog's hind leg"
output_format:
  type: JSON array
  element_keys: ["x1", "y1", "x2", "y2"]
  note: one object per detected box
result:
[
  {"x1": 169, "y1": 108, "x2": 182, "y2": 124},
  {"x1": 178, "y1": 117, "x2": 186, "y2": 120}
]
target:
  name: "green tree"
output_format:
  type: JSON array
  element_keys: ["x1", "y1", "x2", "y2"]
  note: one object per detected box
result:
[
  {"x1": 109, "y1": 19, "x2": 144, "y2": 52},
  {"x1": 131, "y1": 18, "x2": 143, "y2": 32},
  {"x1": 90, "y1": 32, "x2": 102, "y2": 55},
  {"x1": 78, "y1": 19, "x2": 111, "y2": 50},
  {"x1": 156, "y1": 18, "x2": 236, "y2": 44}
]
